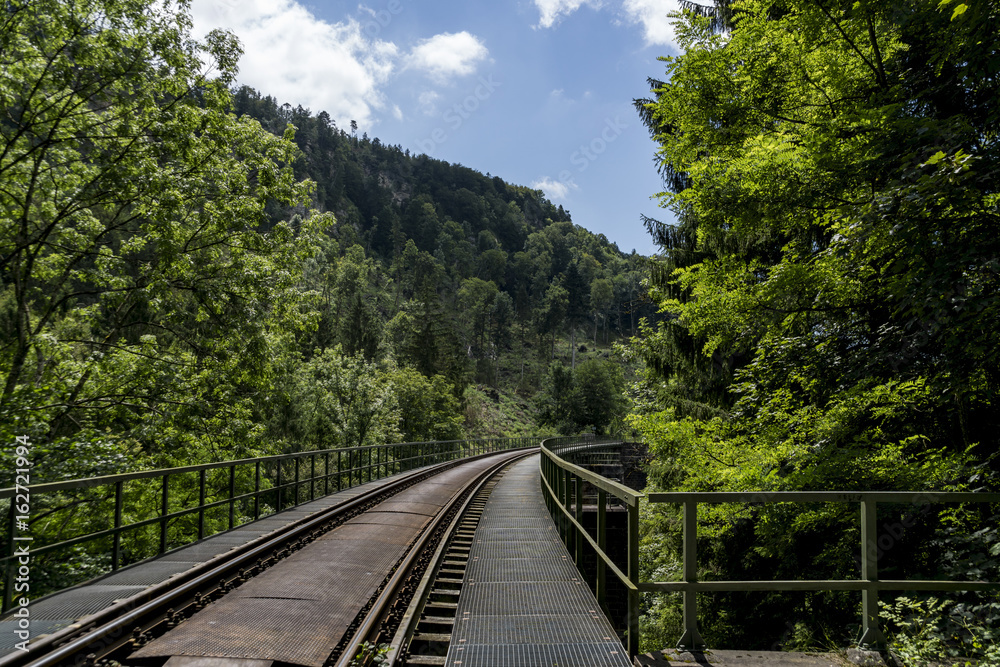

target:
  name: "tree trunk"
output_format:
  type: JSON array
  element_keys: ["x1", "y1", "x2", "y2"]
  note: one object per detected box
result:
[{"x1": 571, "y1": 328, "x2": 577, "y2": 370}]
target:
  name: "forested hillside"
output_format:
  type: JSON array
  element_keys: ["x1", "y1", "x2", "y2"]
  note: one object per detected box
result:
[
  {"x1": 230, "y1": 85, "x2": 653, "y2": 445},
  {"x1": 0, "y1": 0, "x2": 650, "y2": 489},
  {"x1": 629, "y1": 0, "x2": 1000, "y2": 660}
]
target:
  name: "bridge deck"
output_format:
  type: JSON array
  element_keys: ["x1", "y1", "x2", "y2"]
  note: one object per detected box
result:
[
  {"x1": 445, "y1": 454, "x2": 631, "y2": 667},
  {"x1": 132, "y1": 457, "x2": 509, "y2": 667},
  {"x1": 0, "y1": 468, "x2": 422, "y2": 657}
]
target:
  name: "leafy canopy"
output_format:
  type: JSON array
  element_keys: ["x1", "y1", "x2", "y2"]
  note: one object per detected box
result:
[
  {"x1": 631, "y1": 0, "x2": 1000, "y2": 650},
  {"x1": 0, "y1": 0, "x2": 328, "y2": 478}
]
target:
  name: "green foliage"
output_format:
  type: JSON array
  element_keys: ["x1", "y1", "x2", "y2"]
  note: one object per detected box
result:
[
  {"x1": 0, "y1": 0, "x2": 643, "y2": 485},
  {"x1": 390, "y1": 367, "x2": 464, "y2": 442},
  {"x1": 0, "y1": 0, "x2": 327, "y2": 481},
  {"x1": 0, "y1": 0, "x2": 650, "y2": 608},
  {"x1": 881, "y1": 596, "x2": 1000, "y2": 667},
  {"x1": 348, "y1": 642, "x2": 389, "y2": 667},
  {"x1": 286, "y1": 347, "x2": 400, "y2": 450},
  {"x1": 537, "y1": 358, "x2": 626, "y2": 435},
  {"x1": 631, "y1": 0, "x2": 1000, "y2": 650}
]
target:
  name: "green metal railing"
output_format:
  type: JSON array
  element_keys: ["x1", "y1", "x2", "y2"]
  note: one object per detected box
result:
[
  {"x1": 541, "y1": 436, "x2": 642, "y2": 656},
  {"x1": 540, "y1": 436, "x2": 1000, "y2": 658},
  {"x1": 1, "y1": 437, "x2": 534, "y2": 612}
]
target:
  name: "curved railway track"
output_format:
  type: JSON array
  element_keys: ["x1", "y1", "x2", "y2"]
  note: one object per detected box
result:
[{"x1": 0, "y1": 449, "x2": 535, "y2": 667}]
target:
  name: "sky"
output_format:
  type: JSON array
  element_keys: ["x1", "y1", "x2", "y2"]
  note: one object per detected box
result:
[{"x1": 190, "y1": 0, "x2": 685, "y2": 256}]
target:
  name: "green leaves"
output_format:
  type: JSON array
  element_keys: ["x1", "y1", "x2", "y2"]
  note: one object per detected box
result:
[
  {"x1": 0, "y1": 0, "x2": 326, "y2": 479},
  {"x1": 632, "y1": 0, "x2": 1000, "y2": 649}
]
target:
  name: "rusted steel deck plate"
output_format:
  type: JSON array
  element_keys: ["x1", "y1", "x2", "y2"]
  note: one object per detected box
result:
[
  {"x1": 158, "y1": 543, "x2": 244, "y2": 562},
  {"x1": 316, "y1": 521, "x2": 419, "y2": 546},
  {"x1": 133, "y1": 524, "x2": 423, "y2": 665},
  {"x1": 96, "y1": 561, "x2": 197, "y2": 586},
  {"x1": 446, "y1": 455, "x2": 631, "y2": 667},
  {"x1": 347, "y1": 510, "x2": 433, "y2": 528},
  {"x1": 143, "y1": 597, "x2": 356, "y2": 665},
  {"x1": 370, "y1": 500, "x2": 447, "y2": 516},
  {"x1": 134, "y1": 455, "x2": 507, "y2": 667},
  {"x1": 0, "y1": 620, "x2": 74, "y2": 652},
  {"x1": 0, "y1": 466, "x2": 455, "y2": 659},
  {"x1": 27, "y1": 586, "x2": 146, "y2": 620}
]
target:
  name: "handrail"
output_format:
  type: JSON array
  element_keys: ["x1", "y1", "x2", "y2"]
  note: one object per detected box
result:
[
  {"x1": 540, "y1": 436, "x2": 642, "y2": 657},
  {"x1": 0, "y1": 440, "x2": 517, "y2": 499},
  {"x1": 539, "y1": 436, "x2": 1000, "y2": 658},
  {"x1": 1, "y1": 437, "x2": 535, "y2": 612}
]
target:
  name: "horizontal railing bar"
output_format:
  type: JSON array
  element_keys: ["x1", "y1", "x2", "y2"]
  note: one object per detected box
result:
[
  {"x1": 647, "y1": 491, "x2": 1000, "y2": 503},
  {"x1": 541, "y1": 441, "x2": 642, "y2": 506},
  {"x1": 0, "y1": 439, "x2": 520, "y2": 498},
  {"x1": 539, "y1": 465, "x2": 637, "y2": 593},
  {"x1": 640, "y1": 580, "x2": 1000, "y2": 592},
  {"x1": 1, "y1": 468, "x2": 440, "y2": 562}
]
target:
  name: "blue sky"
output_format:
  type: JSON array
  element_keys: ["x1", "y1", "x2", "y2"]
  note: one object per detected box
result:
[{"x1": 191, "y1": 0, "x2": 684, "y2": 255}]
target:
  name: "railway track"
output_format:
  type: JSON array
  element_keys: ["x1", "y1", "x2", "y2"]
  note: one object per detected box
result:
[{"x1": 0, "y1": 449, "x2": 534, "y2": 667}]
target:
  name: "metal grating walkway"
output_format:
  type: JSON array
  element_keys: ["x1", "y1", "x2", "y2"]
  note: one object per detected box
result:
[{"x1": 446, "y1": 455, "x2": 631, "y2": 667}]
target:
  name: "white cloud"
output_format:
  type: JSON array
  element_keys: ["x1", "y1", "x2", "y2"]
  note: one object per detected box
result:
[
  {"x1": 622, "y1": 0, "x2": 680, "y2": 47},
  {"x1": 534, "y1": 0, "x2": 602, "y2": 28},
  {"x1": 417, "y1": 90, "x2": 442, "y2": 116},
  {"x1": 191, "y1": 0, "x2": 398, "y2": 126},
  {"x1": 406, "y1": 32, "x2": 489, "y2": 83},
  {"x1": 532, "y1": 177, "x2": 576, "y2": 201},
  {"x1": 533, "y1": 0, "x2": 680, "y2": 48}
]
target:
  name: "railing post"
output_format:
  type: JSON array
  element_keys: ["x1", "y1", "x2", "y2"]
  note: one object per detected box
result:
[
  {"x1": 254, "y1": 461, "x2": 261, "y2": 520},
  {"x1": 677, "y1": 500, "x2": 705, "y2": 651},
  {"x1": 597, "y1": 488, "x2": 607, "y2": 610},
  {"x1": 276, "y1": 460, "x2": 283, "y2": 511},
  {"x1": 294, "y1": 457, "x2": 300, "y2": 506},
  {"x1": 3, "y1": 501, "x2": 14, "y2": 612},
  {"x1": 574, "y1": 475, "x2": 583, "y2": 567},
  {"x1": 228, "y1": 465, "x2": 236, "y2": 530},
  {"x1": 324, "y1": 452, "x2": 330, "y2": 495},
  {"x1": 113, "y1": 480, "x2": 124, "y2": 570},
  {"x1": 860, "y1": 498, "x2": 887, "y2": 649},
  {"x1": 198, "y1": 470, "x2": 206, "y2": 540},
  {"x1": 562, "y1": 469, "x2": 571, "y2": 547},
  {"x1": 159, "y1": 474, "x2": 169, "y2": 554},
  {"x1": 627, "y1": 497, "x2": 641, "y2": 659},
  {"x1": 337, "y1": 451, "x2": 342, "y2": 492}
]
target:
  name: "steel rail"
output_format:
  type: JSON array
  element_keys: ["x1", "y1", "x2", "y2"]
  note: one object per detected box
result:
[
  {"x1": 0, "y1": 453, "x2": 516, "y2": 667},
  {"x1": 334, "y1": 449, "x2": 536, "y2": 667}
]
